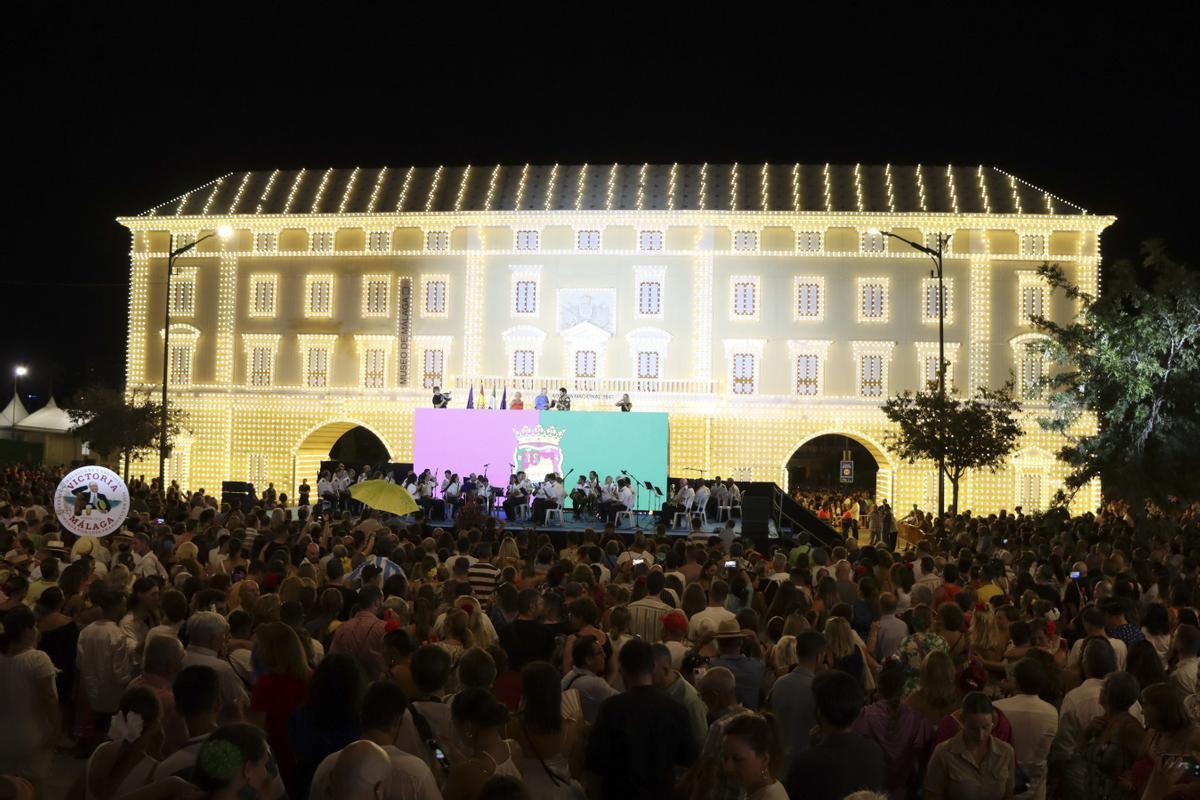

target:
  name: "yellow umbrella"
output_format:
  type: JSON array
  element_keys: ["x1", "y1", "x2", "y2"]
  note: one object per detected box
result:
[{"x1": 349, "y1": 480, "x2": 420, "y2": 517}]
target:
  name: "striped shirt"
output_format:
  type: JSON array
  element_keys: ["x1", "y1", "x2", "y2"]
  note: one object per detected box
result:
[
  {"x1": 626, "y1": 596, "x2": 673, "y2": 643},
  {"x1": 468, "y1": 560, "x2": 502, "y2": 607}
]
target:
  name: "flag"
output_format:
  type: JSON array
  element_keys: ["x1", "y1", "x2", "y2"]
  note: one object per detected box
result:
[
  {"x1": 348, "y1": 555, "x2": 407, "y2": 583},
  {"x1": 478, "y1": 384, "x2": 486, "y2": 410},
  {"x1": 491, "y1": 384, "x2": 497, "y2": 410},
  {"x1": 466, "y1": 384, "x2": 474, "y2": 408},
  {"x1": 500, "y1": 386, "x2": 507, "y2": 409}
]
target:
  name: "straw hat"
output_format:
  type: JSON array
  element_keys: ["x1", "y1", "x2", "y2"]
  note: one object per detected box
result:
[
  {"x1": 42, "y1": 539, "x2": 68, "y2": 556},
  {"x1": 714, "y1": 618, "x2": 746, "y2": 640}
]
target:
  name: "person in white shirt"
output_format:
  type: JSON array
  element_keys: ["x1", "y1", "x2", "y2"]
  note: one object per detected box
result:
[
  {"x1": 1055, "y1": 637, "x2": 1118, "y2": 785},
  {"x1": 617, "y1": 480, "x2": 636, "y2": 522},
  {"x1": 532, "y1": 475, "x2": 564, "y2": 524},
  {"x1": 1170, "y1": 624, "x2": 1200, "y2": 695},
  {"x1": 77, "y1": 591, "x2": 135, "y2": 731},
  {"x1": 316, "y1": 472, "x2": 335, "y2": 506},
  {"x1": 310, "y1": 682, "x2": 441, "y2": 800},
  {"x1": 663, "y1": 480, "x2": 695, "y2": 526},
  {"x1": 499, "y1": 473, "x2": 525, "y2": 521},
  {"x1": 995, "y1": 658, "x2": 1059, "y2": 800},
  {"x1": 688, "y1": 580, "x2": 737, "y2": 641},
  {"x1": 1065, "y1": 607, "x2": 1128, "y2": 672},
  {"x1": 615, "y1": 534, "x2": 654, "y2": 572},
  {"x1": 131, "y1": 533, "x2": 168, "y2": 579},
  {"x1": 443, "y1": 475, "x2": 462, "y2": 519}
]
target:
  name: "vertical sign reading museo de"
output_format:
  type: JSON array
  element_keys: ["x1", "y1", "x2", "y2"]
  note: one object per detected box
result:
[{"x1": 54, "y1": 466, "x2": 130, "y2": 537}]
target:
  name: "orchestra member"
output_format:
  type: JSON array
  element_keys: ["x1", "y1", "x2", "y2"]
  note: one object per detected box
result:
[
  {"x1": 503, "y1": 472, "x2": 530, "y2": 521},
  {"x1": 571, "y1": 477, "x2": 592, "y2": 521}
]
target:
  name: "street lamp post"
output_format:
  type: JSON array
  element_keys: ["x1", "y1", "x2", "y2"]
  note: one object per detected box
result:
[
  {"x1": 159, "y1": 226, "x2": 233, "y2": 495},
  {"x1": 11, "y1": 365, "x2": 27, "y2": 436},
  {"x1": 869, "y1": 228, "x2": 952, "y2": 519}
]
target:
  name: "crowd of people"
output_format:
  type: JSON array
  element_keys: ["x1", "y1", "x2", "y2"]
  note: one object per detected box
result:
[{"x1": 2, "y1": 463, "x2": 1200, "y2": 800}]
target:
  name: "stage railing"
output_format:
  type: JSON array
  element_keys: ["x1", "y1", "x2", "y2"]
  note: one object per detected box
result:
[{"x1": 451, "y1": 375, "x2": 719, "y2": 397}]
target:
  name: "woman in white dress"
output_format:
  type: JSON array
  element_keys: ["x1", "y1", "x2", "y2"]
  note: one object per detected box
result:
[
  {"x1": 84, "y1": 686, "x2": 162, "y2": 800},
  {"x1": 0, "y1": 606, "x2": 59, "y2": 791}
]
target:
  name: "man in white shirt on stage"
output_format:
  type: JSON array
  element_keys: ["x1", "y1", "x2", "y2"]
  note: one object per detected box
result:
[
  {"x1": 616, "y1": 479, "x2": 636, "y2": 525},
  {"x1": 502, "y1": 472, "x2": 531, "y2": 521},
  {"x1": 531, "y1": 474, "x2": 565, "y2": 524},
  {"x1": 661, "y1": 479, "x2": 695, "y2": 524}
]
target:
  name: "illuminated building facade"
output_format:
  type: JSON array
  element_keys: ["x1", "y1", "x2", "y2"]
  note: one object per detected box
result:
[{"x1": 118, "y1": 164, "x2": 1111, "y2": 513}]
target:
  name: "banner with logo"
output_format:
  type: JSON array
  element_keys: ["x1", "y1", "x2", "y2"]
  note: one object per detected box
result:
[
  {"x1": 412, "y1": 408, "x2": 668, "y2": 497},
  {"x1": 54, "y1": 466, "x2": 130, "y2": 537}
]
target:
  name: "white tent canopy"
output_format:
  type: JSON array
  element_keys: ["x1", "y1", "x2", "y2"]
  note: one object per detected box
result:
[
  {"x1": 17, "y1": 397, "x2": 75, "y2": 433},
  {"x1": 0, "y1": 394, "x2": 29, "y2": 427}
]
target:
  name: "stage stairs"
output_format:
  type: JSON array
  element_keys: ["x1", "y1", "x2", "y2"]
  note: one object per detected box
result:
[{"x1": 739, "y1": 482, "x2": 843, "y2": 549}]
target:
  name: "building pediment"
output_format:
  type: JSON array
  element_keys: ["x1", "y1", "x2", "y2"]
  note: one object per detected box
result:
[{"x1": 560, "y1": 320, "x2": 612, "y2": 344}]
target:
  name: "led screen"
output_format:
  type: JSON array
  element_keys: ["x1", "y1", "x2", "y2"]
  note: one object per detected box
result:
[{"x1": 412, "y1": 408, "x2": 669, "y2": 509}]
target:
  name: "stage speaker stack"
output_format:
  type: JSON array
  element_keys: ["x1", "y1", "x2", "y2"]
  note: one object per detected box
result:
[
  {"x1": 740, "y1": 495, "x2": 771, "y2": 544},
  {"x1": 221, "y1": 480, "x2": 254, "y2": 511}
]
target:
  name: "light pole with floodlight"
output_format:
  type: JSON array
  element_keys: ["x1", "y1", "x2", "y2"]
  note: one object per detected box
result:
[
  {"x1": 160, "y1": 226, "x2": 233, "y2": 494},
  {"x1": 11, "y1": 365, "x2": 27, "y2": 435},
  {"x1": 868, "y1": 228, "x2": 952, "y2": 519}
]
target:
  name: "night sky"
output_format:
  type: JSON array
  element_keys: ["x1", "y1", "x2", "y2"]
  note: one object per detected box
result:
[{"x1": 4, "y1": 10, "x2": 1195, "y2": 410}]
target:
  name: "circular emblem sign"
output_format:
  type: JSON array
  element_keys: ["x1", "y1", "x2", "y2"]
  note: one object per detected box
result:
[{"x1": 54, "y1": 466, "x2": 130, "y2": 537}]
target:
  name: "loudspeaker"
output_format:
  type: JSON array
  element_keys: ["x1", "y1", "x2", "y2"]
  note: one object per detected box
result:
[{"x1": 741, "y1": 495, "x2": 770, "y2": 537}]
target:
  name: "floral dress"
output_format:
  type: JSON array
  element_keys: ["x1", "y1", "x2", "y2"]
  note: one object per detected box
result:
[{"x1": 896, "y1": 633, "x2": 949, "y2": 694}]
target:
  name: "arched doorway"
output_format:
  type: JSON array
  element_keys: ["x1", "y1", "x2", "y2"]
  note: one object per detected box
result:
[
  {"x1": 786, "y1": 434, "x2": 879, "y2": 494},
  {"x1": 329, "y1": 427, "x2": 390, "y2": 465},
  {"x1": 291, "y1": 420, "x2": 394, "y2": 496}
]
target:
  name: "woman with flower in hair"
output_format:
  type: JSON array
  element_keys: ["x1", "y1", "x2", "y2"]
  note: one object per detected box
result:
[
  {"x1": 459, "y1": 596, "x2": 499, "y2": 651},
  {"x1": 83, "y1": 686, "x2": 162, "y2": 800},
  {"x1": 192, "y1": 723, "x2": 276, "y2": 800}
]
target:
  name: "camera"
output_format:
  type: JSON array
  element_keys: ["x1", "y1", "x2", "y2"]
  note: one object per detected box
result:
[{"x1": 724, "y1": 559, "x2": 737, "y2": 569}]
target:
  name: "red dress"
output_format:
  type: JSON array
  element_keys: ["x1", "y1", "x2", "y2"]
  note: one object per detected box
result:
[{"x1": 250, "y1": 673, "x2": 308, "y2": 791}]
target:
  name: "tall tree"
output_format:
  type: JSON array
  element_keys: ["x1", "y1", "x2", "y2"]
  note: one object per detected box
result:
[
  {"x1": 67, "y1": 387, "x2": 186, "y2": 482},
  {"x1": 1031, "y1": 240, "x2": 1200, "y2": 503},
  {"x1": 881, "y1": 383, "x2": 1023, "y2": 512}
]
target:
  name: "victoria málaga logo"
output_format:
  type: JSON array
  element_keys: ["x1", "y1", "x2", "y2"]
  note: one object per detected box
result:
[
  {"x1": 512, "y1": 425, "x2": 565, "y2": 482},
  {"x1": 54, "y1": 466, "x2": 130, "y2": 537}
]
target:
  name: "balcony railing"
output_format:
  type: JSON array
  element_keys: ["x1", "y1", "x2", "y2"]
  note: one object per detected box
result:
[{"x1": 450, "y1": 375, "x2": 718, "y2": 398}]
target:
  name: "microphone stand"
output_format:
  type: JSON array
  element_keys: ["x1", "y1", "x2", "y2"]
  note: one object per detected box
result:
[
  {"x1": 622, "y1": 469, "x2": 644, "y2": 532},
  {"x1": 481, "y1": 463, "x2": 493, "y2": 517}
]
